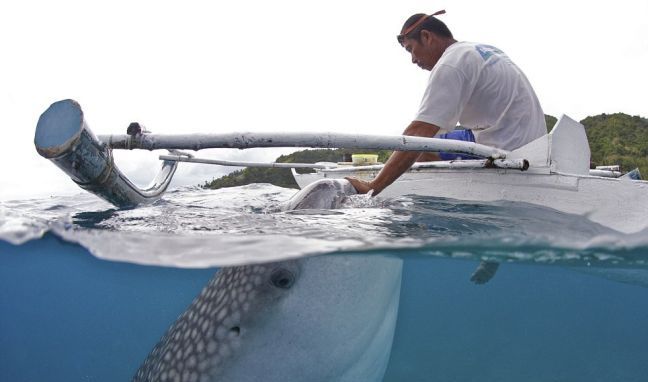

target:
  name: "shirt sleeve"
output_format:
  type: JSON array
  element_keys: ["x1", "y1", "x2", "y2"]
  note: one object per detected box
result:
[{"x1": 414, "y1": 63, "x2": 471, "y2": 134}]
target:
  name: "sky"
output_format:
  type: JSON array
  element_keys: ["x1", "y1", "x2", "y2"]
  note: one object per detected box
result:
[{"x1": 1, "y1": 0, "x2": 647, "y2": 201}]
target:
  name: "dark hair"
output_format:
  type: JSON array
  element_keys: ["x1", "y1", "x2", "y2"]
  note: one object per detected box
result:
[{"x1": 397, "y1": 13, "x2": 453, "y2": 45}]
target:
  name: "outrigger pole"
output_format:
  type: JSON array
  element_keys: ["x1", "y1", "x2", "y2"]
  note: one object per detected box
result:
[
  {"x1": 98, "y1": 131, "x2": 508, "y2": 159},
  {"x1": 34, "y1": 99, "x2": 514, "y2": 208}
]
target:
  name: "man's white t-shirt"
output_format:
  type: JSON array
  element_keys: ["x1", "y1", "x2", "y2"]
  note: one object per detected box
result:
[{"x1": 415, "y1": 42, "x2": 546, "y2": 150}]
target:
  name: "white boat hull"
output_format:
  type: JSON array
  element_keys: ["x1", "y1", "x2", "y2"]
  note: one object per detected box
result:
[
  {"x1": 293, "y1": 167, "x2": 648, "y2": 234},
  {"x1": 295, "y1": 115, "x2": 648, "y2": 234}
]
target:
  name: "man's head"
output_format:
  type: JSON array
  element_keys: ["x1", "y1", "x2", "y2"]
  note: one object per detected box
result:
[{"x1": 397, "y1": 11, "x2": 455, "y2": 71}]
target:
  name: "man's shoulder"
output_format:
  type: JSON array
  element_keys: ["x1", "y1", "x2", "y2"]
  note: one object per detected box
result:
[
  {"x1": 443, "y1": 42, "x2": 510, "y2": 69},
  {"x1": 441, "y1": 42, "x2": 489, "y2": 67},
  {"x1": 447, "y1": 42, "x2": 503, "y2": 57}
]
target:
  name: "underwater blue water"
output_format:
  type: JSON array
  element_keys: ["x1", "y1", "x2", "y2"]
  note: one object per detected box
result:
[
  {"x1": 389, "y1": 258, "x2": 648, "y2": 381},
  {"x1": 1, "y1": 185, "x2": 648, "y2": 381},
  {"x1": 0, "y1": 234, "x2": 215, "y2": 382}
]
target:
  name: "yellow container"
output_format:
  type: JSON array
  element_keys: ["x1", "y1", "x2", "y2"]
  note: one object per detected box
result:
[{"x1": 351, "y1": 154, "x2": 379, "y2": 166}]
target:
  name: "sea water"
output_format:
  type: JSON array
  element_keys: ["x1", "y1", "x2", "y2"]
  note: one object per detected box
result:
[{"x1": 1, "y1": 184, "x2": 647, "y2": 381}]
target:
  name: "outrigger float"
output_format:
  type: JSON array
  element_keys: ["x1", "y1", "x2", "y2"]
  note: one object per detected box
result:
[{"x1": 35, "y1": 99, "x2": 648, "y2": 234}]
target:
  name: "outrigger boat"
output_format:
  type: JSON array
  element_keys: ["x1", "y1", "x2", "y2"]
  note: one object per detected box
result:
[{"x1": 35, "y1": 99, "x2": 648, "y2": 234}]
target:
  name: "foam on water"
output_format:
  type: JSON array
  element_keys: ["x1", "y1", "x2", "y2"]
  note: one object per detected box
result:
[{"x1": 1, "y1": 184, "x2": 647, "y2": 268}]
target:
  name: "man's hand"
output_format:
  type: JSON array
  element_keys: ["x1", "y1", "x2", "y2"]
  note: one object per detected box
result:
[
  {"x1": 344, "y1": 121, "x2": 440, "y2": 197},
  {"x1": 345, "y1": 177, "x2": 378, "y2": 196}
]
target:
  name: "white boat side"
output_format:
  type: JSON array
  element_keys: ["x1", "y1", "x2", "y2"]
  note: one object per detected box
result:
[{"x1": 293, "y1": 116, "x2": 648, "y2": 234}]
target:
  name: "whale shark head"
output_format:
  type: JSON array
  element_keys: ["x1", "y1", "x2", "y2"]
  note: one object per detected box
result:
[
  {"x1": 283, "y1": 178, "x2": 357, "y2": 210},
  {"x1": 134, "y1": 255, "x2": 402, "y2": 382},
  {"x1": 134, "y1": 260, "x2": 301, "y2": 381},
  {"x1": 134, "y1": 179, "x2": 402, "y2": 382}
]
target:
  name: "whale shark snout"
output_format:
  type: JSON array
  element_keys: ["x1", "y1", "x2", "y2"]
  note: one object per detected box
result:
[
  {"x1": 283, "y1": 178, "x2": 357, "y2": 210},
  {"x1": 134, "y1": 179, "x2": 403, "y2": 382}
]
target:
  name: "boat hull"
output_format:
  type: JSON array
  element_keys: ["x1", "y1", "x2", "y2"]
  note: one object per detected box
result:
[{"x1": 293, "y1": 168, "x2": 648, "y2": 234}]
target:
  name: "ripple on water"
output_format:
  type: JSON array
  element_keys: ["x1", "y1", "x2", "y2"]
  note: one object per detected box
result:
[{"x1": 1, "y1": 184, "x2": 647, "y2": 268}]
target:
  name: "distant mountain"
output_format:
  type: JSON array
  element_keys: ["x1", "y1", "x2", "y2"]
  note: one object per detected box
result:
[
  {"x1": 202, "y1": 149, "x2": 391, "y2": 189},
  {"x1": 580, "y1": 113, "x2": 648, "y2": 175},
  {"x1": 545, "y1": 114, "x2": 557, "y2": 132},
  {"x1": 203, "y1": 113, "x2": 647, "y2": 190}
]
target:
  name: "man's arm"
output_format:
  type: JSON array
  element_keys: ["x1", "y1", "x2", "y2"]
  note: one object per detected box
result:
[{"x1": 346, "y1": 120, "x2": 440, "y2": 196}]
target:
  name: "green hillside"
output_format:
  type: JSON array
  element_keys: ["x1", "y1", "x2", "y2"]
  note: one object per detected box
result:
[
  {"x1": 203, "y1": 149, "x2": 391, "y2": 189},
  {"x1": 581, "y1": 113, "x2": 648, "y2": 175},
  {"x1": 545, "y1": 114, "x2": 557, "y2": 132},
  {"x1": 203, "y1": 113, "x2": 647, "y2": 190}
]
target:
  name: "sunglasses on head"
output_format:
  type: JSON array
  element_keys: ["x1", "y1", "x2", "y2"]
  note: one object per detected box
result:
[{"x1": 396, "y1": 10, "x2": 445, "y2": 45}]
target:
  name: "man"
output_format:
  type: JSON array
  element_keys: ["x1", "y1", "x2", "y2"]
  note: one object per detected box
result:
[{"x1": 347, "y1": 10, "x2": 546, "y2": 196}]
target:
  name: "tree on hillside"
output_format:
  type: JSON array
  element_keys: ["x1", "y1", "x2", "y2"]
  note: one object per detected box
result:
[{"x1": 582, "y1": 113, "x2": 648, "y2": 175}]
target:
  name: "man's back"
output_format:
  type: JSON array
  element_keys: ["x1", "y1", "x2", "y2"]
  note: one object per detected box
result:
[
  {"x1": 346, "y1": 12, "x2": 548, "y2": 196},
  {"x1": 416, "y1": 42, "x2": 546, "y2": 150}
]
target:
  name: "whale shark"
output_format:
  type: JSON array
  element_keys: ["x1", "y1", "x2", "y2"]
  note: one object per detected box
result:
[{"x1": 134, "y1": 179, "x2": 403, "y2": 382}]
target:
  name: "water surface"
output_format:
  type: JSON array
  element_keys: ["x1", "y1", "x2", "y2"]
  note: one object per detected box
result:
[{"x1": 1, "y1": 184, "x2": 647, "y2": 381}]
